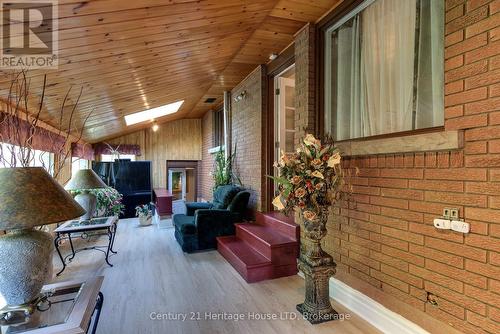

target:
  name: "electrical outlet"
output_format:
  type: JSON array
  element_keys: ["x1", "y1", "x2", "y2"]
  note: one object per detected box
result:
[
  {"x1": 450, "y1": 208, "x2": 459, "y2": 220},
  {"x1": 443, "y1": 208, "x2": 450, "y2": 218},
  {"x1": 451, "y1": 220, "x2": 470, "y2": 233},
  {"x1": 434, "y1": 218, "x2": 451, "y2": 229}
]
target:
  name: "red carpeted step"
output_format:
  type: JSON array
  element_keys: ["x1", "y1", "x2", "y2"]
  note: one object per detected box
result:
[
  {"x1": 256, "y1": 211, "x2": 299, "y2": 240},
  {"x1": 216, "y1": 236, "x2": 273, "y2": 283},
  {"x1": 236, "y1": 223, "x2": 298, "y2": 265}
]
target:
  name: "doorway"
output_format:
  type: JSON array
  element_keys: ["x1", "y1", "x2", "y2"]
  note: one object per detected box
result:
[
  {"x1": 166, "y1": 160, "x2": 199, "y2": 204},
  {"x1": 274, "y1": 64, "x2": 296, "y2": 180}
]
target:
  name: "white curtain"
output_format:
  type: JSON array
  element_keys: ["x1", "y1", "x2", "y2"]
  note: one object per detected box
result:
[
  {"x1": 360, "y1": 0, "x2": 417, "y2": 137},
  {"x1": 335, "y1": 15, "x2": 363, "y2": 140}
]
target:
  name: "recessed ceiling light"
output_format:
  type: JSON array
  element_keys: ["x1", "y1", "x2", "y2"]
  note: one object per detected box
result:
[{"x1": 124, "y1": 100, "x2": 184, "y2": 126}]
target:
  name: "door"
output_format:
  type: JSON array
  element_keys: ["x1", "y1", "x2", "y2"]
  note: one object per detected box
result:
[{"x1": 274, "y1": 65, "x2": 296, "y2": 181}]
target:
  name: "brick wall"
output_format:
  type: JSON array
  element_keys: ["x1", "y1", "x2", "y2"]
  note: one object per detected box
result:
[
  {"x1": 294, "y1": 1, "x2": 500, "y2": 333},
  {"x1": 200, "y1": 110, "x2": 215, "y2": 201},
  {"x1": 231, "y1": 65, "x2": 266, "y2": 211}
]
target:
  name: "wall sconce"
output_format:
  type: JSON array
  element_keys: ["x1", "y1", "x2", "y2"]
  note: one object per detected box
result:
[{"x1": 233, "y1": 90, "x2": 247, "y2": 102}]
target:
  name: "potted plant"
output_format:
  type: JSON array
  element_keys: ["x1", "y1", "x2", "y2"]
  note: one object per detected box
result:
[{"x1": 135, "y1": 204, "x2": 152, "y2": 226}]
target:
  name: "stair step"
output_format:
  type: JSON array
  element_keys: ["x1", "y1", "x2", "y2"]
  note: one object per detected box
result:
[
  {"x1": 256, "y1": 211, "x2": 299, "y2": 240},
  {"x1": 217, "y1": 236, "x2": 273, "y2": 283}
]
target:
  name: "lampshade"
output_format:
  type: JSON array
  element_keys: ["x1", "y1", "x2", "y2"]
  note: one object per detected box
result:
[
  {"x1": 64, "y1": 169, "x2": 107, "y2": 191},
  {"x1": 0, "y1": 167, "x2": 86, "y2": 230}
]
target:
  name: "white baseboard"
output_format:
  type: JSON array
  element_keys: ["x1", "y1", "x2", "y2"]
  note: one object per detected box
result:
[{"x1": 297, "y1": 273, "x2": 430, "y2": 334}]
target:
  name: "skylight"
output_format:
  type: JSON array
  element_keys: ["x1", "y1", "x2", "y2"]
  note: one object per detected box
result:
[{"x1": 124, "y1": 100, "x2": 184, "y2": 126}]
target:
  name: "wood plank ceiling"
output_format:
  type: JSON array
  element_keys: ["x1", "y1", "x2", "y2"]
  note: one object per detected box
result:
[{"x1": 0, "y1": 0, "x2": 341, "y2": 143}]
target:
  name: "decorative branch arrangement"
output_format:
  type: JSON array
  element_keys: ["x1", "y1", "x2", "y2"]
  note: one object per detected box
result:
[{"x1": 0, "y1": 71, "x2": 93, "y2": 180}]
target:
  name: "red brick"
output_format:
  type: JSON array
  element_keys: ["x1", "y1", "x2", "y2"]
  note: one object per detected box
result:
[
  {"x1": 446, "y1": 80, "x2": 465, "y2": 95},
  {"x1": 490, "y1": 168, "x2": 500, "y2": 180},
  {"x1": 426, "y1": 237, "x2": 487, "y2": 262},
  {"x1": 467, "y1": 311, "x2": 500, "y2": 334},
  {"x1": 409, "y1": 243, "x2": 464, "y2": 268},
  {"x1": 466, "y1": 12, "x2": 500, "y2": 37},
  {"x1": 464, "y1": 140, "x2": 487, "y2": 154},
  {"x1": 382, "y1": 264, "x2": 423, "y2": 288},
  {"x1": 489, "y1": 111, "x2": 500, "y2": 125},
  {"x1": 465, "y1": 154, "x2": 500, "y2": 167},
  {"x1": 445, "y1": 59, "x2": 488, "y2": 82},
  {"x1": 371, "y1": 269, "x2": 409, "y2": 293},
  {"x1": 445, "y1": 87, "x2": 488, "y2": 106},
  {"x1": 381, "y1": 244, "x2": 424, "y2": 267},
  {"x1": 465, "y1": 68, "x2": 500, "y2": 89},
  {"x1": 380, "y1": 187, "x2": 424, "y2": 200},
  {"x1": 464, "y1": 96, "x2": 500, "y2": 114},
  {"x1": 410, "y1": 264, "x2": 464, "y2": 292},
  {"x1": 445, "y1": 54, "x2": 465, "y2": 71},
  {"x1": 409, "y1": 179, "x2": 464, "y2": 192},
  {"x1": 450, "y1": 151, "x2": 465, "y2": 167},
  {"x1": 467, "y1": 0, "x2": 494, "y2": 12},
  {"x1": 465, "y1": 40, "x2": 500, "y2": 63},
  {"x1": 466, "y1": 259, "x2": 500, "y2": 278},
  {"x1": 446, "y1": 30, "x2": 465, "y2": 47},
  {"x1": 381, "y1": 226, "x2": 424, "y2": 245},
  {"x1": 465, "y1": 234, "x2": 500, "y2": 252},
  {"x1": 370, "y1": 196, "x2": 408, "y2": 209},
  {"x1": 446, "y1": 7, "x2": 489, "y2": 35},
  {"x1": 426, "y1": 259, "x2": 487, "y2": 288},
  {"x1": 381, "y1": 206, "x2": 423, "y2": 223},
  {"x1": 446, "y1": 113, "x2": 488, "y2": 129},
  {"x1": 368, "y1": 177, "x2": 408, "y2": 189},
  {"x1": 425, "y1": 281, "x2": 487, "y2": 315},
  {"x1": 466, "y1": 181, "x2": 500, "y2": 193},
  {"x1": 379, "y1": 168, "x2": 423, "y2": 179},
  {"x1": 447, "y1": 4, "x2": 465, "y2": 22},
  {"x1": 425, "y1": 152, "x2": 437, "y2": 167},
  {"x1": 425, "y1": 168, "x2": 487, "y2": 181},
  {"x1": 466, "y1": 207, "x2": 500, "y2": 223},
  {"x1": 490, "y1": 252, "x2": 500, "y2": 266},
  {"x1": 370, "y1": 232, "x2": 409, "y2": 251},
  {"x1": 493, "y1": 0, "x2": 500, "y2": 13},
  {"x1": 424, "y1": 191, "x2": 487, "y2": 207},
  {"x1": 465, "y1": 284, "x2": 500, "y2": 308},
  {"x1": 409, "y1": 221, "x2": 464, "y2": 243},
  {"x1": 370, "y1": 250, "x2": 409, "y2": 271}
]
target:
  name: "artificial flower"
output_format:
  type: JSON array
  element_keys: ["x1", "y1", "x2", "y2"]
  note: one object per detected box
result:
[
  {"x1": 303, "y1": 210, "x2": 317, "y2": 222},
  {"x1": 303, "y1": 134, "x2": 321, "y2": 148},
  {"x1": 311, "y1": 158, "x2": 323, "y2": 169},
  {"x1": 291, "y1": 175, "x2": 302, "y2": 185},
  {"x1": 272, "y1": 195, "x2": 285, "y2": 210},
  {"x1": 315, "y1": 182, "x2": 324, "y2": 190},
  {"x1": 328, "y1": 153, "x2": 341, "y2": 167},
  {"x1": 295, "y1": 188, "x2": 306, "y2": 198},
  {"x1": 311, "y1": 170, "x2": 324, "y2": 179}
]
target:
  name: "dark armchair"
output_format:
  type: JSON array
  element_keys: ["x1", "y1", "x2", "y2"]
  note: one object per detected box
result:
[{"x1": 173, "y1": 185, "x2": 250, "y2": 253}]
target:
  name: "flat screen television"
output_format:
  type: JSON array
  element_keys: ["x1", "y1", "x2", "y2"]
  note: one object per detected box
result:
[{"x1": 92, "y1": 161, "x2": 152, "y2": 194}]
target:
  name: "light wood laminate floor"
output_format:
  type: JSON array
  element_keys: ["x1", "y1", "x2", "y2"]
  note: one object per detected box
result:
[{"x1": 52, "y1": 218, "x2": 381, "y2": 334}]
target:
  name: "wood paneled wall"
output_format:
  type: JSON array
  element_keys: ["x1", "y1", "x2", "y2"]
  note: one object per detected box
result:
[{"x1": 106, "y1": 119, "x2": 202, "y2": 188}]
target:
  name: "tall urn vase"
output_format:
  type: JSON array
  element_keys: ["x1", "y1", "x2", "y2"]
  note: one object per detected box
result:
[{"x1": 296, "y1": 208, "x2": 338, "y2": 324}]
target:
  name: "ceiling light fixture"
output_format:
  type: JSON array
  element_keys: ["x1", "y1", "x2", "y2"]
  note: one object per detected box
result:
[
  {"x1": 269, "y1": 53, "x2": 278, "y2": 60},
  {"x1": 124, "y1": 100, "x2": 184, "y2": 126},
  {"x1": 152, "y1": 122, "x2": 159, "y2": 132}
]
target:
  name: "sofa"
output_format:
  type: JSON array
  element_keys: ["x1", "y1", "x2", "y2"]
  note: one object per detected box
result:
[{"x1": 173, "y1": 185, "x2": 250, "y2": 253}]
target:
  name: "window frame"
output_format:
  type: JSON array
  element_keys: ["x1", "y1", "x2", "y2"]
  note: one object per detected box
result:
[{"x1": 317, "y1": 0, "x2": 447, "y2": 149}]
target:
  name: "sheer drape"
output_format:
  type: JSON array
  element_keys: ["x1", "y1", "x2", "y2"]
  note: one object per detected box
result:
[
  {"x1": 361, "y1": 0, "x2": 416, "y2": 137},
  {"x1": 330, "y1": 0, "x2": 444, "y2": 140}
]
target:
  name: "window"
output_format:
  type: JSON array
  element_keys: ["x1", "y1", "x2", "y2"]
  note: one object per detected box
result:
[
  {"x1": 71, "y1": 157, "x2": 89, "y2": 177},
  {"x1": 212, "y1": 108, "x2": 224, "y2": 148},
  {"x1": 324, "y1": 0, "x2": 444, "y2": 141},
  {"x1": 100, "y1": 154, "x2": 136, "y2": 162},
  {"x1": 0, "y1": 142, "x2": 54, "y2": 174}
]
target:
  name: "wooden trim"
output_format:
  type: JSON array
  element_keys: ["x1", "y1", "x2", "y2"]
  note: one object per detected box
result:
[
  {"x1": 263, "y1": 49, "x2": 295, "y2": 212},
  {"x1": 336, "y1": 130, "x2": 463, "y2": 156},
  {"x1": 267, "y1": 43, "x2": 295, "y2": 76},
  {"x1": 166, "y1": 160, "x2": 199, "y2": 202},
  {"x1": 315, "y1": 0, "x2": 366, "y2": 138}
]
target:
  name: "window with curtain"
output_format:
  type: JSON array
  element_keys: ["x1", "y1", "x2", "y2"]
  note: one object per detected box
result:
[
  {"x1": 324, "y1": 0, "x2": 444, "y2": 141},
  {"x1": 0, "y1": 142, "x2": 54, "y2": 174}
]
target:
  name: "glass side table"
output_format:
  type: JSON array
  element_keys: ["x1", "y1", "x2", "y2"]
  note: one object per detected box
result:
[{"x1": 0, "y1": 276, "x2": 104, "y2": 334}]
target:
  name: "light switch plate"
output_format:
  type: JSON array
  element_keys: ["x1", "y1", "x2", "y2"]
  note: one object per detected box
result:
[{"x1": 451, "y1": 220, "x2": 470, "y2": 233}]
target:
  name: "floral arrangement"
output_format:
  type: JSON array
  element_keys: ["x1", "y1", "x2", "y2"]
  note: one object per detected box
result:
[
  {"x1": 270, "y1": 134, "x2": 344, "y2": 224},
  {"x1": 70, "y1": 187, "x2": 124, "y2": 217},
  {"x1": 135, "y1": 204, "x2": 151, "y2": 218}
]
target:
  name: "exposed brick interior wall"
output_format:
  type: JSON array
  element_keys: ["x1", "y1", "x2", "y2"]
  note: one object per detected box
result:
[
  {"x1": 231, "y1": 65, "x2": 266, "y2": 211},
  {"x1": 294, "y1": 23, "x2": 316, "y2": 144},
  {"x1": 294, "y1": 1, "x2": 500, "y2": 333},
  {"x1": 200, "y1": 110, "x2": 215, "y2": 201}
]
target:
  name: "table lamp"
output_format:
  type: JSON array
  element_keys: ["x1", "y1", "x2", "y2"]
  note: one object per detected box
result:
[
  {"x1": 0, "y1": 167, "x2": 85, "y2": 315},
  {"x1": 64, "y1": 169, "x2": 107, "y2": 220}
]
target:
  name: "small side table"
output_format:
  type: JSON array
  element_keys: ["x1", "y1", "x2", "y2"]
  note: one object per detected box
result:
[
  {"x1": 54, "y1": 217, "x2": 118, "y2": 276},
  {"x1": 0, "y1": 276, "x2": 104, "y2": 334}
]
